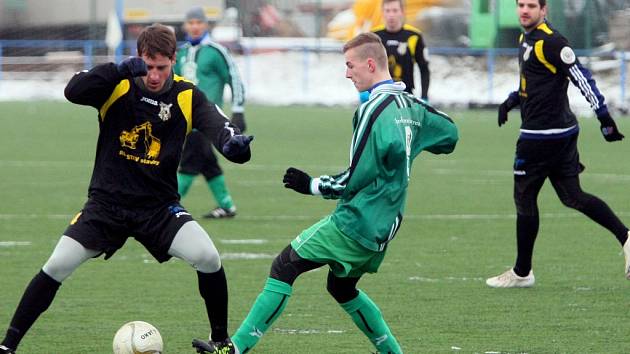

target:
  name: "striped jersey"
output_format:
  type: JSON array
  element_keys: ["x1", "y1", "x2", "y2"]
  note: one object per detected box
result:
[
  {"x1": 175, "y1": 33, "x2": 245, "y2": 113},
  {"x1": 512, "y1": 21, "x2": 609, "y2": 135},
  {"x1": 313, "y1": 82, "x2": 458, "y2": 251}
]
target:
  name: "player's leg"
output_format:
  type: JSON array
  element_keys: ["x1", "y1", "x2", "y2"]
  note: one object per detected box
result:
[
  {"x1": 327, "y1": 272, "x2": 402, "y2": 353},
  {"x1": 551, "y1": 175, "x2": 628, "y2": 243},
  {"x1": 178, "y1": 132, "x2": 204, "y2": 198},
  {"x1": 550, "y1": 175, "x2": 630, "y2": 277},
  {"x1": 487, "y1": 139, "x2": 547, "y2": 287},
  {"x1": 201, "y1": 148, "x2": 236, "y2": 219},
  {"x1": 227, "y1": 245, "x2": 322, "y2": 353},
  {"x1": 1, "y1": 236, "x2": 99, "y2": 352},
  {"x1": 167, "y1": 221, "x2": 229, "y2": 342}
]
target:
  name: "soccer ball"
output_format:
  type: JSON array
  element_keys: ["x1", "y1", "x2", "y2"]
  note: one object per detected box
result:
[{"x1": 112, "y1": 321, "x2": 163, "y2": 354}]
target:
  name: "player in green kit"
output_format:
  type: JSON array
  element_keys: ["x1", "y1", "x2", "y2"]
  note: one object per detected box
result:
[
  {"x1": 192, "y1": 32, "x2": 458, "y2": 354},
  {"x1": 174, "y1": 7, "x2": 246, "y2": 219}
]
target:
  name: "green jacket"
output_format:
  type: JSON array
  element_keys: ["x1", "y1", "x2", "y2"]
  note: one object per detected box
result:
[
  {"x1": 174, "y1": 33, "x2": 245, "y2": 113},
  {"x1": 314, "y1": 82, "x2": 458, "y2": 251}
]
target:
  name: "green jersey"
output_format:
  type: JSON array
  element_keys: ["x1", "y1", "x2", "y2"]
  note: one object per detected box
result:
[
  {"x1": 313, "y1": 82, "x2": 458, "y2": 251},
  {"x1": 174, "y1": 34, "x2": 245, "y2": 113}
]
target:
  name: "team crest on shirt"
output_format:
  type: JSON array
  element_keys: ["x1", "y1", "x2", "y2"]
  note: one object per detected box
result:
[
  {"x1": 158, "y1": 102, "x2": 172, "y2": 121},
  {"x1": 397, "y1": 42, "x2": 408, "y2": 56}
]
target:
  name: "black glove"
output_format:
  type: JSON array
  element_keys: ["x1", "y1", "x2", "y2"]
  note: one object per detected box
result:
[
  {"x1": 598, "y1": 112, "x2": 624, "y2": 142},
  {"x1": 232, "y1": 112, "x2": 246, "y2": 132},
  {"x1": 498, "y1": 94, "x2": 519, "y2": 127},
  {"x1": 222, "y1": 135, "x2": 254, "y2": 157},
  {"x1": 283, "y1": 167, "x2": 312, "y2": 195},
  {"x1": 117, "y1": 57, "x2": 147, "y2": 77}
]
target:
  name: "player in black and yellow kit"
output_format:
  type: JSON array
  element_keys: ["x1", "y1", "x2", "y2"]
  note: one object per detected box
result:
[
  {"x1": 0, "y1": 24, "x2": 252, "y2": 353},
  {"x1": 486, "y1": 0, "x2": 629, "y2": 288},
  {"x1": 372, "y1": 0, "x2": 430, "y2": 100}
]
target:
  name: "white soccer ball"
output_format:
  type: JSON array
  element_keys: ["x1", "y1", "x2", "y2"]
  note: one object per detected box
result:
[{"x1": 112, "y1": 321, "x2": 163, "y2": 354}]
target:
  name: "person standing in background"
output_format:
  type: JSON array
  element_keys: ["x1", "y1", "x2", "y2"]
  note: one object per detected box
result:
[{"x1": 175, "y1": 7, "x2": 247, "y2": 219}]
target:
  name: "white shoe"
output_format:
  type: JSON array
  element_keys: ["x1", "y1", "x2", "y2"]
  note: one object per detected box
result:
[
  {"x1": 623, "y1": 232, "x2": 630, "y2": 280},
  {"x1": 486, "y1": 268, "x2": 535, "y2": 288}
]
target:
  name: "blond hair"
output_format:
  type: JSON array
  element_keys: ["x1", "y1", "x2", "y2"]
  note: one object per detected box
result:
[{"x1": 342, "y1": 32, "x2": 387, "y2": 70}]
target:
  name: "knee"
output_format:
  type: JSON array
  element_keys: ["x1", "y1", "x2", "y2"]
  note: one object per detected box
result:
[
  {"x1": 269, "y1": 254, "x2": 298, "y2": 285},
  {"x1": 326, "y1": 278, "x2": 358, "y2": 304},
  {"x1": 514, "y1": 196, "x2": 538, "y2": 216},
  {"x1": 42, "y1": 256, "x2": 73, "y2": 283},
  {"x1": 188, "y1": 247, "x2": 222, "y2": 273},
  {"x1": 558, "y1": 191, "x2": 592, "y2": 211}
]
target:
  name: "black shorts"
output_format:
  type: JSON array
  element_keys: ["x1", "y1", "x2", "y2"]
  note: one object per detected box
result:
[
  {"x1": 64, "y1": 198, "x2": 194, "y2": 262},
  {"x1": 513, "y1": 132, "x2": 584, "y2": 183},
  {"x1": 179, "y1": 131, "x2": 222, "y2": 180}
]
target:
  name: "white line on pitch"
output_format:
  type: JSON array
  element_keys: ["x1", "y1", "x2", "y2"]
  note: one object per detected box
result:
[{"x1": 0, "y1": 241, "x2": 32, "y2": 247}]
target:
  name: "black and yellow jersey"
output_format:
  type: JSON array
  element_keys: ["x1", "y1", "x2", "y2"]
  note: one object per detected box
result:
[
  {"x1": 514, "y1": 21, "x2": 608, "y2": 134},
  {"x1": 64, "y1": 63, "x2": 249, "y2": 207},
  {"x1": 372, "y1": 24, "x2": 430, "y2": 99}
]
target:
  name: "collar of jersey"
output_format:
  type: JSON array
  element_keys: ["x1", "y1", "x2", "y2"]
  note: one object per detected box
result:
[{"x1": 370, "y1": 81, "x2": 406, "y2": 98}]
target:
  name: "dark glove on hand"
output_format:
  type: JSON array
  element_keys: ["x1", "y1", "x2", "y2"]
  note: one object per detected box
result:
[
  {"x1": 498, "y1": 95, "x2": 519, "y2": 127},
  {"x1": 117, "y1": 57, "x2": 147, "y2": 77},
  {"x1": 283, "y1": 167, "x2": 312, "y2": 195},
  {"x1": 598, "y1": 113, "x2": 624, "y2": 142},
  {"x1": 231, "y1": 112, "x2": 246, "y2": 132},
  {"x1": 222, "y1": 135, "x2": 254, "y2": 156}
]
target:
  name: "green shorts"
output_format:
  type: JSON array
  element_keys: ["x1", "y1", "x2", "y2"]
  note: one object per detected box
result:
[{"x1": 291, "y1": 216, "x2": 386, "y2": 278}]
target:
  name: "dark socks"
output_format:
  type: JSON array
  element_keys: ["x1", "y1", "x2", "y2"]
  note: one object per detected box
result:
[
  {"x1": 2, "y1": 270, "x2": 61, "y2": 350},
  {"x1": 578, "y1": 194, "x2": 629, "y2": 246},
  {"x1": 197, "y1": 267, "x2": 228, "y2": 342},
  {"x1": 514, "y1": 214, "x2": 539, "y2": 277}
]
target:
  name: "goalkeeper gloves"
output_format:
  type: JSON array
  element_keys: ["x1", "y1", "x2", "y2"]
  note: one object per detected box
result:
[
  {"x1": 283, "y1": 167, "x2": 312, "y2": 195},
  {"x1": 117, "y1": 57, "x2": 147, "y2": 78},
  {"x1": 231, "y1": 112, "x2": 246, "y2": 132},
  {"x1": 222, "y1": 135, "x2": 254, "y2": 157},
  {"x1": 498, "y1": 94, "x2": 519, "y2": 127},
  {"x1": 597, "y1": 112, "x2": 624, "y2": 142}
]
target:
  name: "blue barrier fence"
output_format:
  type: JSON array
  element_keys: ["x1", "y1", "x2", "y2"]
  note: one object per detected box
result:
[{"x1": 0, "y1": 39, "x2": 627, "y2": 105}]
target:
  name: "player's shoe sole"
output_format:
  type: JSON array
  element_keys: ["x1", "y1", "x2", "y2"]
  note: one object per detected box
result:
[{"x1": 486, "y1": 268, "x2": 535, "y2": 288}]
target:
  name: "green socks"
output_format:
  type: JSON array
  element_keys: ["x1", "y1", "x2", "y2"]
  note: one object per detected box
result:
[
  {"x1": 177, "y1": 173, "x2": 234, "y2": 210},
  {"x1": 207, "y1": 175, "x2": 234, "y2": 210},
  {"x1": 232, "y1": 278, "x2": 292, "y2": 353},
  {"x1": 177, "y1": 172, "x2": 195, "y2": 197},
  {"x1": 341, "y1": 290, "x2": 402, "y2": 354}
]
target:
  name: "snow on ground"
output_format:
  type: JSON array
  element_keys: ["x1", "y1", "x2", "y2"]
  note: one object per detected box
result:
[{"x1": 1, "y1": 51, "x2": 628, "y2": 116}]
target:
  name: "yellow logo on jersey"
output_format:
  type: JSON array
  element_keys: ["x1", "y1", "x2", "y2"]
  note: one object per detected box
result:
[{"x1": 119, "y1": 122, "x2": 162, "y2": 165}]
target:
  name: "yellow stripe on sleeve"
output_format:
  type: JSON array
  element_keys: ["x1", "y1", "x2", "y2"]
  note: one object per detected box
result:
[
  {"x1": 99, "y1": 79, "x2": 130, "y2": 121},
  {"x1": 178, "y1": 89, "x2": 193, "y2": 134}
]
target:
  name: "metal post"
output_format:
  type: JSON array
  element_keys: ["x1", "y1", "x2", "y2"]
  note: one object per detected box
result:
[
  {"x1": 487, "y1": 48, "x2": 495, "y2": 103},
  {"x1": 0, "y1": 43, "x2": 3, "y2": 82},
  {"x1": 84, "y1": 42, "x2": 93, "y2": 70},
  {"x1": 116, "y1": 0, "x2": 124, "y2": 62},
  {"x1": 302, "y1": 47, "x2": 309, "y2": 95},
  {"x1": 621, "y1": 51, "x2": 627, "y2": 108}
]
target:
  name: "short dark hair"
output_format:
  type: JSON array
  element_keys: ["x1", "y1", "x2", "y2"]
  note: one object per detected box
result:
[
  {"x1": 343, "y1": 32, "x2": 387, "y2": 70},
  {"x1": 382, "y1": 0, "x2": 405, "y2": 10},
  {"x1": 137, "y1": 23, "x2": 176, "y2": 59},
  {"x1": 516, "y1": 0, "x2": 546, "y2": 6}
]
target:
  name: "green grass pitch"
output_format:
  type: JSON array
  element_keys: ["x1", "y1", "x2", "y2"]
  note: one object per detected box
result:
[{"x1": 0, "y1": 101, "x2": 629, "y2": 353}]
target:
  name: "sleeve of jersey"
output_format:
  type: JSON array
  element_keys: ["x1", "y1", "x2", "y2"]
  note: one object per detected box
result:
[
  {"x1": 193, "y1": 89, "x2": 250, "y2": 163},
  {"x1": 64, "y1": 63, "x2": 123, "y2": 108},
  {"x1": 313, "y1": 170, "x2": 351, "y2": 200},
  {"x1": 547, "y1": 38, "x2": 608, "y2": 116},
  {"x1": 417, "y1": 107, "x2": 458, "y2": 155},
  {"x1": 216, "y1": 46, "x2": 246, "y2": 113}
]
